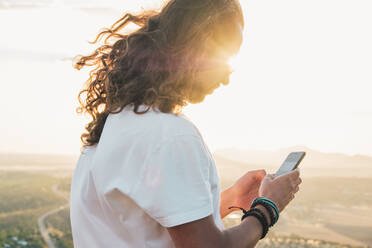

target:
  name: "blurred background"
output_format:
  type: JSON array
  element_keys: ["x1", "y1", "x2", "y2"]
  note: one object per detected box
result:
[{"x1": 0, "y1": 0, "x2": 371, "y2": 247}]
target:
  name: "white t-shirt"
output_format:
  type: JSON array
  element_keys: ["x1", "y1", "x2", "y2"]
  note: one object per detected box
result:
[{"x1": 70, "y1": 104, "x2": 224, "y2": 248}]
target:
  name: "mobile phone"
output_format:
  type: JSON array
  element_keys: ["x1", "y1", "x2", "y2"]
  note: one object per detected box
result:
[{"x1": 274, "y1": 152, "x2": 306, "y2": 178}]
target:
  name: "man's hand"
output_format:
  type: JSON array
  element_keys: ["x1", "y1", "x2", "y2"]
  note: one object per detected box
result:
[
  {"x1": 258, "y1": 168, "x2": 301, "y2": 212},
  {"x1": 231, "y1": 169, "x2": 267, "y2": 210},
  {"x1": 220, "y1": 169, "x2": 266, "y2": 218}
]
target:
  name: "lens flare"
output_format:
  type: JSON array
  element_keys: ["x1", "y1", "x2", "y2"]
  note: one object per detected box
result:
[{"x1": 228, "y1": 55, "x2": 238, "y2": 74}]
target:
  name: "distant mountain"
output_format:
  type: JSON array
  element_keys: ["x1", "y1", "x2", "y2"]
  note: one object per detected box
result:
[
  {"x1": 213, "y1": 146, "x2": 372, "y2": 169},
  {"x1": 0, "y1": 152, "x2": 79, "y2": 166},
  {"x1": 1, "y1": 146, "x2": 371, "y2": 177},
  {"x1": 212, "y1": 146, "x2": 372, "y2": 178}
]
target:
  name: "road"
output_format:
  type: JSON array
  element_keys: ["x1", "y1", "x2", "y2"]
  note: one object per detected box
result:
[{"x1": 37, "y1": 184, "x2": 70, "y2": 248}]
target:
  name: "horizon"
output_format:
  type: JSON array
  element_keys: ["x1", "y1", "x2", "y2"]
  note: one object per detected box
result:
[{"x1": 1, "y1": 144, "x2": 372, "y2": 158}]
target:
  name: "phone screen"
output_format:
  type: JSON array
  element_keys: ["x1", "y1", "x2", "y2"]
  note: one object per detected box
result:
[{"x1": 274, "y1": 152, "x2": 306, "y2": 178}]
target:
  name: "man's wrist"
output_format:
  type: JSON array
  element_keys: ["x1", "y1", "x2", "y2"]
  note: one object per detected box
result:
[{"x1": 253, "y1": 205, "x2": 272, "y2": 227}]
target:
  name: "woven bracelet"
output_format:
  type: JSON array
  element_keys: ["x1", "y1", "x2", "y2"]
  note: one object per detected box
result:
[
  {"x1": 228, "y1": 206, "x2": 269, "y2": 239},
  {"x1": 257, "y1": 197, "x2": 280, "y2": 220},
  {"x1": 252, "y1": 197, "x2": 279, "y2": 219},
  {"x1": 251, "y1": 200, "x2": 276, "y2": 226},
  {"x1": 251, "y1": 198, "x2": 279, "y2": 226},
  {"x1": 242, "y1": 209, "x2": 269, "y2": 239}
]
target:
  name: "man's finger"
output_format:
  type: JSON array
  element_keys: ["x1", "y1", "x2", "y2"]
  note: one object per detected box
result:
[
  {"x1": 251, "y1": 169, "x2": 267, "y2": 180},
  {"x1": 294, "y1": 185, "x2": 299, "y2": 193},
  {"x1": 289, "y1": 169, "x2": 300, "y2": 179},
  {"x1": 296, "y1": 177, "x2": 302, "y2": 185}
]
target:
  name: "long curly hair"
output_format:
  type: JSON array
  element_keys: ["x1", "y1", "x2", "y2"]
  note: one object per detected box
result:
[{"x1": 74, "y1": 0, "x2": 244, "y2": 150}]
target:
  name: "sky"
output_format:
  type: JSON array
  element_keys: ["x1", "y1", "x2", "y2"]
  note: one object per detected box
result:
[{"x1": 0, "y1": 0, "x2": 371, "y2": 156}]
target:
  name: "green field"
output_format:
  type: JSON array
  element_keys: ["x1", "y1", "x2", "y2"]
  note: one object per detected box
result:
[
  {"x1": 0, "y1": 171, "x2": 68, "y2": 248},
  {"x1": 1, "y1": 169, "x2": 371, "y2": 248}
]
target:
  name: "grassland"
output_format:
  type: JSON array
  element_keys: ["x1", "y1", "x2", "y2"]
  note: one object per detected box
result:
[{"x1": 1, "y1": 150, "x2": 371, "y2": 248}]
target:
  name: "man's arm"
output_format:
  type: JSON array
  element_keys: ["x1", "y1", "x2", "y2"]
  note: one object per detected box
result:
[
  {"x1": 167, "y1": 169, "x2": 302, "y2": 248},
  {"x1": 167, "y1": 207, "x2": 270, "y2": 248},
  {"x1": 169, "y1": 185, "x2": 272, "y2": 248},
  {"x1": 220, "y1": 186, "x2": 236, "y2": 219}
]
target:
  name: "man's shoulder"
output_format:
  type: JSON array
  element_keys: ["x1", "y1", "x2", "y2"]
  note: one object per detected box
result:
[
  {"x1": 109, "y1": 105, "x2": 203, "y2": 144},
  {"x1": 148, "y1": 111, "x2": 201, "y2": 139}
]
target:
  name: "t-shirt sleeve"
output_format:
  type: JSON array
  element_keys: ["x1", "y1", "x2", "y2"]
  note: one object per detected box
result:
[{"x1": 128, "y1": 134, "x2": 214, "y2": 227}]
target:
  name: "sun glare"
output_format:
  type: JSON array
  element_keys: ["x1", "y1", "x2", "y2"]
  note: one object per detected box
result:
[{"x1": 227, "y1": 55, "x2": 240, "y2": 74}]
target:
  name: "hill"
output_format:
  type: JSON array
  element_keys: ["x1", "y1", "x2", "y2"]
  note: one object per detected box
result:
[{"x1": 213, "y1": 146, "x2": 372, "y2": 178}]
